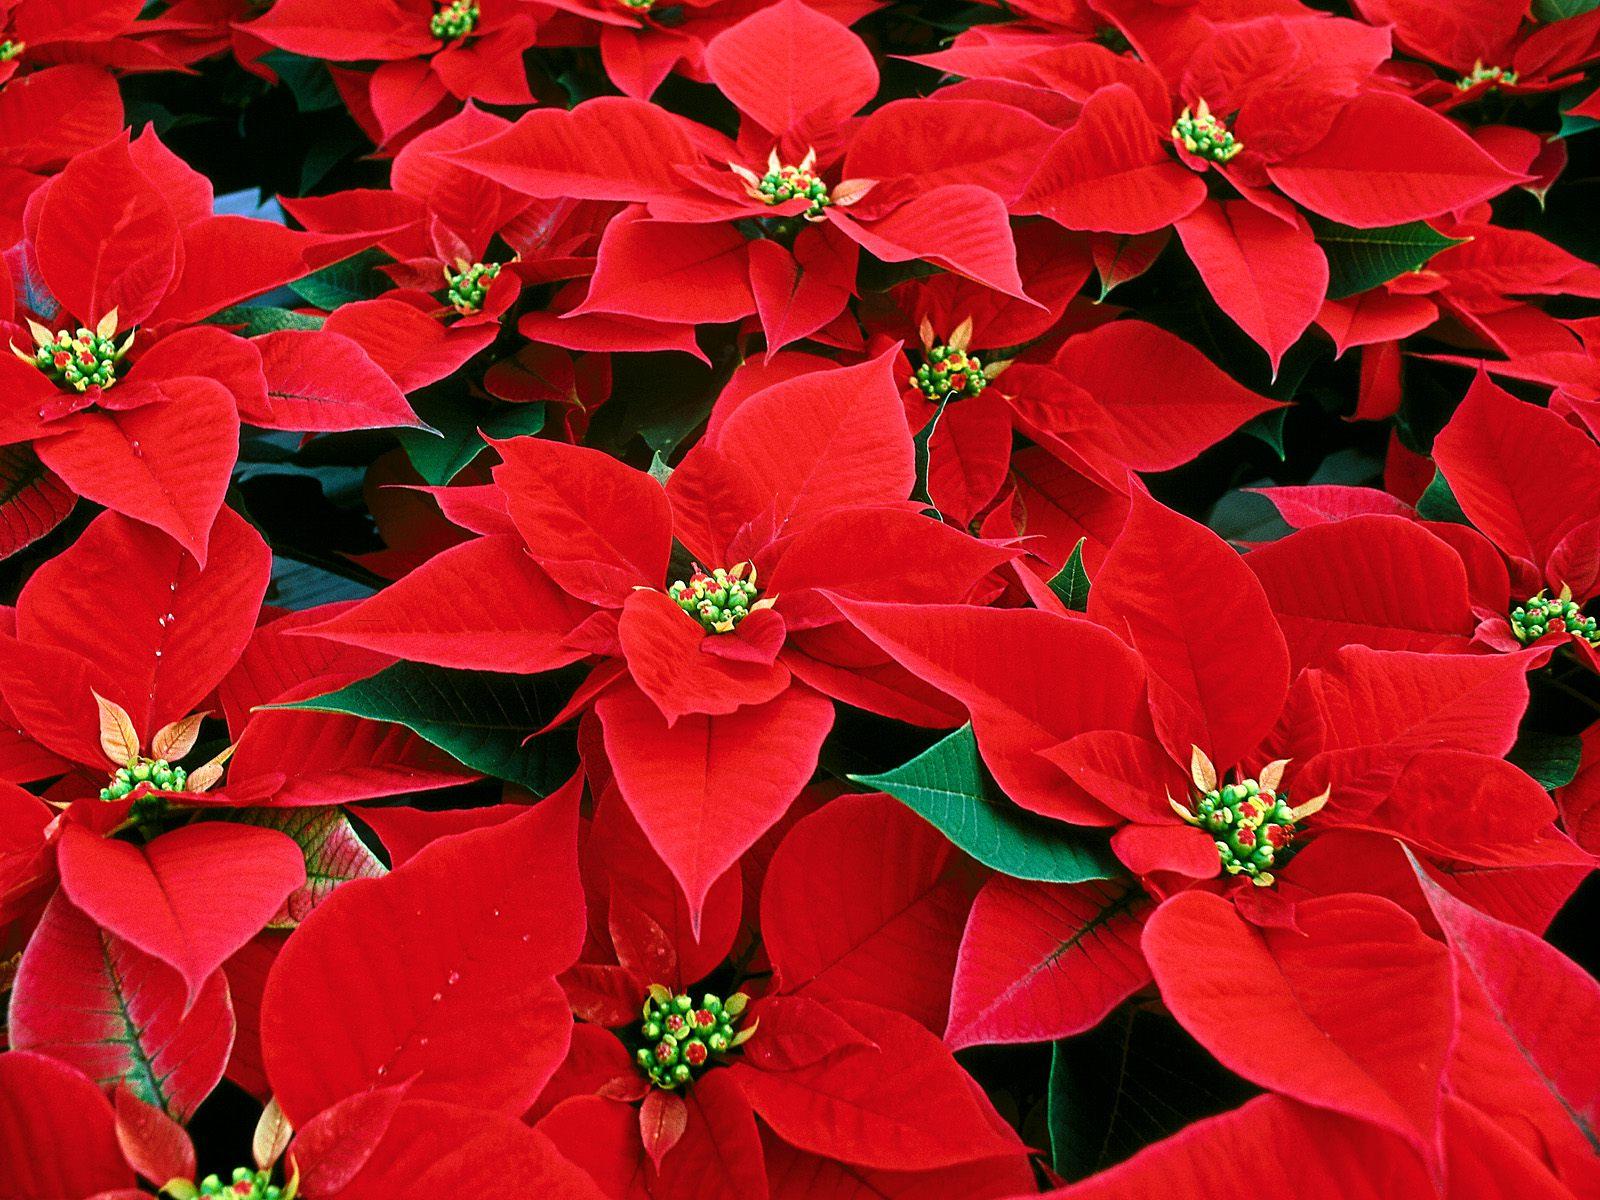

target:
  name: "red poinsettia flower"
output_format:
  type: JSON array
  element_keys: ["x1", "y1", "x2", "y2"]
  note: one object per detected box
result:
[
  {"x1": 533, "y1": 0, "x2": 880, "y2": 101},
  {"x1": 300, "y1": 354, "x2": 1014, "y2": 921},
  {"x1": 918, "y1": 8, "x2": 1524, "y2": 371},
  {"x1": 241, "y1": 0, "x2": 539, "y2": 146},
  {"x1": 283, "y1": 103, "x2": 616, "y2": 335},
  {"x1": 539, "y1": 787, "x2": 1030, "y2": 1197},
  {"x1": 1354, "y1": 0, "x2": 1600, "y2": 112},
  {"x1": 448, "y1": 0, "x2": 1050, "y2": 355},
  {"x1": 0, "y1": 128, "x2": 426, "y2": 560},
  {"x1": 864, "y1": 240, "x2": 1282, "y2": 529}
]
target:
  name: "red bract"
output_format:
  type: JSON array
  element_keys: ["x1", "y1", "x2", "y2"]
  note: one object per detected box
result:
[
  {"x1": 0, "y1": 128, "x2": 424, "y2": 560},
  {"x1": 304, "y1": 353, "x2": 1013, "y2": 921}
]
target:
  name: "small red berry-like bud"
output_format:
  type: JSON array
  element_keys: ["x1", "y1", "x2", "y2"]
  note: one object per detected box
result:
[
  {"x1": 684, "y1": 1041, "x2": 708, "y2": 1066},
  {"x1": 694, "y1": 1009, "x2": 715, "y2": 1028}
]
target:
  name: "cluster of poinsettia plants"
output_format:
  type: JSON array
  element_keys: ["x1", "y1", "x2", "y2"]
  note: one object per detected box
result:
[{"x1": 4, "y1": 0, "x2": 1600, "y2": 1195}]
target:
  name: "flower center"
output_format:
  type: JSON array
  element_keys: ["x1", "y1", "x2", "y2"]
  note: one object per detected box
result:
[
  {"x1": 756, "y1": 162, "x2": 832, "y2": 217},
  {"x1": 429, "y1": 0, "x2": 477, "y2": 40},
  {"x1": 101, "y1": 756, "x2": 187, "y2": 802},
  {"x1": 1192, "y1": 779, "x2": 1300, "y2": 886},
  {"x1": 668, "y1": 563, "x2": 764, "y2": 634},
  {"x1": 915, "y1": 343, "x2": 989, "y2": 402},
  {"x1": 199, "y1": 1168, "x2": 284, "y2": 1200},
  {"x1": 0, "y1": 38, "x2": 23, "y2": 61},
  {"x1": 443, "y1": 260, "x2": 501, "y2": 315},
  {"x1": 634, "y1": 986, "x2": 752, "y2": 1090},
  {"x1": 26, "y1": 324, "x2": 130, "y2": 393},
  {"x1": 619, "y1": 0, "x2": 654, "y2": 9},
  {"x1": 1511, "y1": 590, "x2": 1599, "y2": 647},
  {"x1": 1171, "y1": 751, "x2": 1328, "y2": 888},
  {"x1": 1172, "y1": 101, "x2": 1242, "y2": 164},
  {"x1": 1458, "y1": 61, "x2": 1517, "y2": 91}
]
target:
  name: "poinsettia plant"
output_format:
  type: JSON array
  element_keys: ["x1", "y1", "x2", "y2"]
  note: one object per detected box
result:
[{"x1": 2, "y1": 1, "x2": 1599, "y2": 1198}]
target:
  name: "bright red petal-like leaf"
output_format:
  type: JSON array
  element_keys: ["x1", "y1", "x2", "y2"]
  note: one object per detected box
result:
[
  {"x1": 1175, "y1": 200, "x2": 1327, "y2": 375},
  {"x1": 1286, "y1": 646, "x2": 1530, "y2": 808},
  {"x1": 835, "y1": 600, "x2": 1147, "y2": 824},
  {"x1": 323, "y1": 298, "x2": 498, "y2": 393},
  {"x1": 56, "y1": 821, "x2": 305, "y2": 1006},
  {"x1": 763, "y1": 1132, "x2": 1036, "y2": 1200},
  {"x1": 653, "y1": 1071, "x2": 769, "y2": 1200},
  {"x1": 747, "y1": 226, "x2": 856, "y2": 356},
  {"x1": 596, "y1": 681, "x2": 834, "y2": 930},
  {"x1": 1054, "y1": 321, "x2": 1282, "y2": 472},
  {"x1": 493, "y1": 435, "x2": 671, "y2": 606},
  {"x1": 1143, "y1": 890, "x2": 1453, "y2": 1159},
  {"x1": 703, "y1": 0, "x2": 877, "y2": 141},
  {"x1": 574, "y1": 216, "x2": 756, "y2": 325},
  {"x1": 113, "y1": 1086, "x2": 195, "y2": 1188},
  {"x1": 762, "y1": 793, "x2": 973, "y2": 1033},
  {"x1": 839, "y1": 185, "x2": 1030, "y2": 301},
  {"x1": 298, "y1": 534, "x2": 594, "y2": 673},
  {"x1": 35, "y1": 134, "x2": 180, "y2": 326},
  {"x1": 1432, "y1": 372, "x2": 1600, "y2": 571},
  {"x1": 704, "y1": 347, "x2": 914, "y2": 532},
  {"x1": 18, "y1": 506, "x2": 269, "y2": 738},
  {"x1": 1411, "y1": 852, "x2": 1600, "y2": 1168},
  {"x1": 447, "y1": 96, "x2": 702, "y2": 202},
  {"x1": 292, "y1": 1081, "x2": 414, "y2": 1197},
  {"x1": 1026, "y1": 1094, "x2": 1441, "y2": 1199},
  {"x1": 617, "y1": 589, "x2": 789, "y2": 722},
  {"x1": 1018, "y1": 85, "x2": 1207, "y2": 234},
  {"x1": 334, "y1": 1101, "x2": 610, "y2": 1200},
  {"x1": 1268, "y1": 93, "x2": 1523, "y2": 227},
  {"x1": 946, "y1": 877, "x2": 1152, "y2": 1049},
  {"x1": 1090, "y1": 492, "x2": 1290, "y2": 770},
  {"x1": 9, "y1": 892, "x2": 234, "y2": 1121},
  {"x1": 1245, "y1": 515, "x2": 1475, "y2": 671},
  {"x1": 251, "y1": 329, "x2": 427, "y2": 432},
  {"x1": 732, "y1": 998, "x2": 1025, "y2": 1171},
  {"x1": 260, "y1": 791, "x2": 585, "y2": 1123},
  {"x1": 35, "y1": 381, "x2": 239, "y2": 566},
  {"x1": 0, "y1": 1051, "x2": 135, "y2": 1199}
]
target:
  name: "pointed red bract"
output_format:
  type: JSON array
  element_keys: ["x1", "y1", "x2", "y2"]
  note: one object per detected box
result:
[
  {"x1": 1143, "y1": 891, "x2": 1454, "y2": 1160},
  {"x1": 56, "y1": 822, "x2": 305, "y2": 1006},
  {"x1": 1089, "y1": 492, "x2": 1290, "y2": 770},
  {"x1": 762, "y1": 793, "x2": 973, "y2": 1033},
  {"x1": 260, "y1": 789, "x2": 585, "y2": 1123},
  {"x1": 947, "y1": 877, "x2": 1152, "y2": 1049}
]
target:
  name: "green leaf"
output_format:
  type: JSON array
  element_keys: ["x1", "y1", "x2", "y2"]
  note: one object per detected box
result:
[
  {"x1": 400, "y1": 392, "x2": 546, "y2": 485},
  {"x1": 1240, "y1": 405, "x2": 1288, "y2": 460},
  {"x1": 1508, "y1": 731, "x2": 1583, "y2": 792},
  {"x1": 227, "y1": 808, "x2": 387, "y2": 926},
  {"x1": 1535, "y1": 0, "x2": 1600, "y2": 21},
  {"x1": 258, "y1": 50, "x2": 342, "y2": 113},
  {"x1": 1049, "y1": 538, "x2": 1091, "y2": 612},
  {"x1": 910, "y1": 393, "x2": 953, "y2": 515},
  {"x1": 288, "y1": 247, "x2": 393, "y2": 311},
  {"x1": 278, "y1": 662, "x2": 585, "y2": 795},
  {"x1": 208, "y1": 305, "x2": 325, "y2": 335},
  {"x1": 851, "y1": 724, "x2": 1120, "y2": 882},
  {"x1": 1310, "y1": 218, "x2": 1465, "y2": 299},
  {"x1": 1416, "y1": 469, "x2": 1471, "y2": 526}
]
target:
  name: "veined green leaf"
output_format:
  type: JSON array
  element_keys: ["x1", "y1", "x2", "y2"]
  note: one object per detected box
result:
[{"x1": 851, "y1": 724, "x2": 1120, "y2": 882}]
